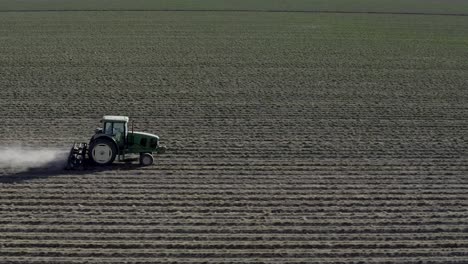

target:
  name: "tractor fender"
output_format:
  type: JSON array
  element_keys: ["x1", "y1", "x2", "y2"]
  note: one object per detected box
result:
[{"x1": 89, "y1": 134, "x2": 118, "y2": 149}]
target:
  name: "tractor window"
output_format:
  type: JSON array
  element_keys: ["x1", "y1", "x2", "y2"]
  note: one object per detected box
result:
[
  {"x1": 113, "y1": 123, "x2": 124, "y2": 135},
  {"x1": 113, "y1": 123, "x2": 125, "y2": 144},
  {"x1": 104, "y1": 123, "x2": 113, "y2": 135}
]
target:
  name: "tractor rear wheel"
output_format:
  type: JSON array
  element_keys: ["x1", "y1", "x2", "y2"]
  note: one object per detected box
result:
[
  {"x1": 140, "y1": 153, "x2": 154, "y2": 166},
  {"x1": 89, "y1": 139, "x2": 117, "y2": 165}
]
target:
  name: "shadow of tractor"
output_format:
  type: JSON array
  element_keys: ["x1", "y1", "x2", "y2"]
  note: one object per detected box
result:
[{"x1": 0, "y1": 159, "x2": 145, "y2": 184}]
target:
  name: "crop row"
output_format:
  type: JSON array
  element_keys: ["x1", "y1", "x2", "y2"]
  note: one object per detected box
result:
[{"x1": 0, "y1": 11, "x2": 467, "y2": 263}]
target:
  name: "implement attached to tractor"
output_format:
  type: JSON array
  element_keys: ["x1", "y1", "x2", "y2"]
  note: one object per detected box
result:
[{"x1": 67, "y1": 115, "x2": 166, "y2": 170}]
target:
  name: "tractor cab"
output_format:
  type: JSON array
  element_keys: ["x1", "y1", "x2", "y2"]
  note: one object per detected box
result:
[{"x1": 100, "y1": 115, "x2": 129, "y2": 147}]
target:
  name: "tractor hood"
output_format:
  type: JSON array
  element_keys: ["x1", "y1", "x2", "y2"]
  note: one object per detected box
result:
[{"x1": 131, "y1": 131, "x2": 159, "y2": 140}]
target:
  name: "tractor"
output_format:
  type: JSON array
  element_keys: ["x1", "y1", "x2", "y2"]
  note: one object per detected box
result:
[{"x1": 67, "y1": 115, "x2": 166, "y2": 170}]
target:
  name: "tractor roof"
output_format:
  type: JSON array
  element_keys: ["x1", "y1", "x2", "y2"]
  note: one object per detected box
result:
[{"x1": 101, "y1": 115, "x2": 129, "y2": 123}]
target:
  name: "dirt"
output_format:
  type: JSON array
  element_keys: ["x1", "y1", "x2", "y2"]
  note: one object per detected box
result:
[{"x1": 0, "y1": 11, "x2": 467, "y2": 263}]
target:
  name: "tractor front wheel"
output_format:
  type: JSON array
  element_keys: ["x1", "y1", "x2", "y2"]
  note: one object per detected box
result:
[
  {"x1": 89, "y1": 139, "x2": 117, "y2": 165},
  {"x1": 140, "y1": 153, "x2": 154, "y2": 166}
]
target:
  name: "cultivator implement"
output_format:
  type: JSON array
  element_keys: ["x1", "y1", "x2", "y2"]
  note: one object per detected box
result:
[{"x1": 66, "y1": 142, "x2": 88, "y2": 170}]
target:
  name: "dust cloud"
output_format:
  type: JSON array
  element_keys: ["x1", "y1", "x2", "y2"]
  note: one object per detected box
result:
[{"x1": 0, "y1": 146, "x2": 68, "y2": 173}]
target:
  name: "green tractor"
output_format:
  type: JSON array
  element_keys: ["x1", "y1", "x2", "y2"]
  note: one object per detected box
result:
[{"x1": 67, "y1": 115, "x2": 166, "y2": 170}]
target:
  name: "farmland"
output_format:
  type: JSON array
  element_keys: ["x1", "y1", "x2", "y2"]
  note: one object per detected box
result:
[
  {"x1": 0, "y1": 6, "x2": 468, "y2": 264},
  {"x1": 1, "y1": 0, "x2": 468, "y2": 14}
]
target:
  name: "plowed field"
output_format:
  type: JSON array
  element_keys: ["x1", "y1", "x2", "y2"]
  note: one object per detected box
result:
[{"x1": 0, "y1": 11, "x2": 467, "y2": 263}]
